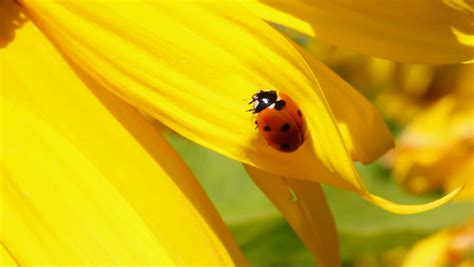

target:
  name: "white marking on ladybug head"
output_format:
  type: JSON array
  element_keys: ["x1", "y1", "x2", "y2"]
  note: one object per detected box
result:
[{"x1": 253, "y1": 100, "x2": 260, "y2": 110}]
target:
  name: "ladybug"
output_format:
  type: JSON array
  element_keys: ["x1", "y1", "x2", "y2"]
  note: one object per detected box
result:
[{"x1": 248, "y1": 90, "x2": 307, "y2": 152}]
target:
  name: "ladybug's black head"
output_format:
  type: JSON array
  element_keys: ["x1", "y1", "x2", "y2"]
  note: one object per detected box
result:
[{"x1": 249, "y1": 90, "x2": 277, "y2": 113}]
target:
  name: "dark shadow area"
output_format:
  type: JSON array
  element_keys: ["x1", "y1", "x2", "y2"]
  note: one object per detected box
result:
[{"x1": 0, "y1": 0, "x2": 28, "y2": 48}]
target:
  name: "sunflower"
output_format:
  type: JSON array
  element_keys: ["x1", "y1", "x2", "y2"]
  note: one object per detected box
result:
[{"x1": 1, "y1": 0, "x2": 471, "y2": 266}]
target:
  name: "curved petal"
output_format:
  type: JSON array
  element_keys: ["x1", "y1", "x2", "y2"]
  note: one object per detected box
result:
[
  {"x1": 246, "y1": 0, "x2": 474, "y2": 64},
  {"x1": 1, "y1": 16, "x2": 245, "y2": 265},
  {"x1": 23, "y1": 0, "x2": 460, "y2": 213},
  {"x1": 245, "y1": 165, "x2": 340, "y2": 267},
  {"x1": 363, "y1": 187, "x2": 463, "y2": 214},
  {"x1": 293, "y1": 43, "x2": 394, "y2": 164}
]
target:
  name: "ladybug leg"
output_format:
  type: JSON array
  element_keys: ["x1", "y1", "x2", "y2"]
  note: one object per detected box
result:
[{"x1": 246, "y1": 108, "x2": 257, "y2": 114}]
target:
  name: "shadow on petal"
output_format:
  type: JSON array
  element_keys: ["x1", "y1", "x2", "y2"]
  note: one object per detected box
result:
[
  {"x1": 245, "y1": 165, "x2": 341, "y2": 267},
  {"x1": 0, "y1": 0, "x2": 28, "y2": 47}
]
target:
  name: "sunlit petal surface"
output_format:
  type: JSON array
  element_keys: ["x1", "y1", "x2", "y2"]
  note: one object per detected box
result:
[
  {"x1": 246, "y1": 0, "x2": 474, "y2": 63},
  {"x1": 1, "y1": 8, "x2": 245, "y2": 264},
  {"x1": 294, "y1": 44, "x2": 394, "y2": 164},
  {"x1": 0, "y1": 244, "x2": 18, "y2": 267},
  {"x1": 21, "y1": 0, "x2": 462, "y2": 214},
  {"x1": 245, "y1": 166, "x2": 340, "y2": 267}
]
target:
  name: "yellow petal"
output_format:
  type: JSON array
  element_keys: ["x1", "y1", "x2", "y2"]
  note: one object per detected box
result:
[
  {"x1": 391, "y1": 95, "x2": 473, "y2": 197},
  {"x1": 246, "y1": 0, "x2": 474, "y2": 64},
  {"x1": 23, "y1": 0, "x2": 459, "y2": 213},
  {"x1": 446, "y1": 157, "x2": 474, "y2": 201},
  {"x1": 242, "y1": 1, "x2": 314, "y2": 37},
  {"x1": 245, "y1": 165, "x2": 340, "y2": 267},
  {"x1": 1, "y1": 12, "x2": 244, "y2": 265},
  {"x1": 364, "y1": 187, "x2": 463, "y2": 214},
  {"x1": 294, "y1": 44, "x2": 394, "y2": 164},
  {"x1": 0, "y1": 244, "x2": 18, "y2": 267},
  {"x1": 401, "y1": 231, "x2": 451, "y2": 267},
  {"x1": 22, "y1": 0, "x2": 346, "y2": 189}
]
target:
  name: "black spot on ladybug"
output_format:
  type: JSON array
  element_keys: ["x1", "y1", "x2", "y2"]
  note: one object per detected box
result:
[
  {"x1": 264, "y1": 125, "x2": 271, "y2": 132},
  {"x1": 280, "y1": 144, "x2": 291, "y2": 150},
  {"x1": 280, "y1": 123, "x2": 290, "y2": 132},
  {"x1": 297, "y1": 109, "x2": 302, "y2": 117},
  {"x1": 274, "y1": 100, "x2": 286, "y2": 110}
]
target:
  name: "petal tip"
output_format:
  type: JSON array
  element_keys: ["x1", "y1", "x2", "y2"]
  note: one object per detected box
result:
[{"x1": 364, "y1": 185, "x2": 464, "y2": 215}]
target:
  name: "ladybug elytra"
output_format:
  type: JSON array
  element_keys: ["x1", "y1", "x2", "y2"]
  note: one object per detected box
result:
[{"x1": 249, "y1": 90, "x2": 307, "y2": 152}]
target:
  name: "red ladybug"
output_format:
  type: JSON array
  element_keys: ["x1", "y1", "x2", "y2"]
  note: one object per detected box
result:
[{"x1": 249, "y1": 90, "x2": 307, "y2": 152}]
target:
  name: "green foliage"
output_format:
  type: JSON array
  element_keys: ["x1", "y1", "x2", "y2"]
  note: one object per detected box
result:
[{"x1": 165, "y1": 132, "x2": 474, "y2": 267}]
